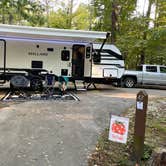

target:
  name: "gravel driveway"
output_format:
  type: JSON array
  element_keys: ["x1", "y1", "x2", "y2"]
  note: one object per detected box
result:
[{"x1": 0, "y1": 87, "x2": 165, "y2": 166}]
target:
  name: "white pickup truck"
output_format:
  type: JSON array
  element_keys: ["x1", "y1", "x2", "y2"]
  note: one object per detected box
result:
[{"x1": 122, "y1": 64, "x2": 166, "y2": 88}]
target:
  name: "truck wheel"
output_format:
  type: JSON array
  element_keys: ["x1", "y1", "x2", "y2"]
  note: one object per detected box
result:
[
  {"x1": 124, "y1": 77, "x2": 136, "y2": 88},
  {"x1": 30, "y1": 79, "x2": 43, "y2": 91}
]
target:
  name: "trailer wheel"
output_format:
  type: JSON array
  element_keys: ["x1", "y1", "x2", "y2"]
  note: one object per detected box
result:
[
  {"x1": 124, "y1": 77, "x2": 136, "y2": 88},
  {"x1": 30, "y1": 79, "x2": 43, "y2": 91}
]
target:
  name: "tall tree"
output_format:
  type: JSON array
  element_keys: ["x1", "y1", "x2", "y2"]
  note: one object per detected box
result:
[
  {"x1": 111, "y1": 0, "x2": 117, "y2": 43},
  {"x1": 92, "y1": 0, "x2": 136, "y2": 40},
  {"x1": 140, "y1": 0, "x2": 153, "y2": 64},
  {"x1": 67, "y1": 0, "x2": 74, "y2": 29}
]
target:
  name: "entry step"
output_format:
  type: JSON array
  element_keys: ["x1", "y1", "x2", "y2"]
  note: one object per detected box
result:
[{"x1": 74, "y1": 80, "x2": 87, "y2": 91}]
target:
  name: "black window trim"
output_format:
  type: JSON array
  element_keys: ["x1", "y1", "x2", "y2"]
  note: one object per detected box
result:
[
  {"x1": 146, "y1": 66, "x2": 157, "y2": 72},
  {"x1": 31, "y1": 60, "x2": 43, "y2": 69},
  {"x1": 61, "y1": 50, "x2": 70, "y2": 61}
]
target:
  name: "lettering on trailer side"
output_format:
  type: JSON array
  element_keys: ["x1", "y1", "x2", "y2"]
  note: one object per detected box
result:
[{"x1": 28, "y1": 52, "x2": 48, "y2": 56}]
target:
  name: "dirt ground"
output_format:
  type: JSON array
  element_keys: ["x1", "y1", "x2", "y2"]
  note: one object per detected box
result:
[{"x1": 0, "y1": 86, "x2": 165, "y2": 166}]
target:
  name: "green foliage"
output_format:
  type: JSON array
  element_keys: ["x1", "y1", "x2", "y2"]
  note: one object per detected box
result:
[
  {"x1": 48, "y1": 3, "x2": 90, "y2": 30},
  {"x1": 72, "y1": 4, "x2": 90, "y2": 30},
  {"x1": 0, "y1": 0, "x2": 45, "y2": 26},
  {"x1": 48, "y1": 9, "x2": 69, "y2": 29},
  {"x1": 92, "y1": 0, "x2": 166, "y2": 68},
  {"x1": 142, "y1": 144, "x2": 153, "y2": 161}
]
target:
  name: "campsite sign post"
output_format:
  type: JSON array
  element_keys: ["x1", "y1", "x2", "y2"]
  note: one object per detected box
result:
[{"x1": 134, "y1": 90, "x2": 148, "y2": 165}]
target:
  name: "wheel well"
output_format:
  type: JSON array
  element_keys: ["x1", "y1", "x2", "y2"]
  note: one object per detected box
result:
[{"x1": 122, "y1": 75, "x2": 137, "y2": 83}]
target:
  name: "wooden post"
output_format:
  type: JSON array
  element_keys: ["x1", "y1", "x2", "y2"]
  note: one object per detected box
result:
[{"x1": 133, "y1": 90, "x2": 148, "y2": 165}]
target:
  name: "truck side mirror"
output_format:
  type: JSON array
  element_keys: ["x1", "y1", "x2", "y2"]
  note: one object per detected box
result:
[{"x1": 93, "y1": 52, "x2": 101, "y2": 63}]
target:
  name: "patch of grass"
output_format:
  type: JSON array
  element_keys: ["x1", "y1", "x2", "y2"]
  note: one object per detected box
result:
[
  {"x1": 142, "y1": 144, "x2": 153, "y2": 161},
  {"x1": 152, "y1": 120, "x2": 166, "y2": 134}
]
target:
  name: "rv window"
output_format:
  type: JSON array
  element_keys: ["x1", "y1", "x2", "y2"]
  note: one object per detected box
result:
[
  {"x1": 93, "y1": 51, "x2": 100, "y2": 63},
  {"x1": 61, "y1": 50, "x2": 70, "y2": 61},
  {"x1": 61, "y1": 69, "x2": 68, "y2": 76},
  {"x1": 31, "y1": 61, "x2": 43, "y2": 69},
  {"x1": 86, "y1": 47, "x2": 91, "y2": 58},
  {"x1": 47, "y1": 48, "x2": 54, "y2": 52}
]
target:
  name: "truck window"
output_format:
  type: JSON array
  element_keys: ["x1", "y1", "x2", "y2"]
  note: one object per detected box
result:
[
  {"x1": 146, "y1": 66, "x2": 157, "y2": 72},
  {"x1": 160, "y1": 67, "x2": 166, "y2": 73}
]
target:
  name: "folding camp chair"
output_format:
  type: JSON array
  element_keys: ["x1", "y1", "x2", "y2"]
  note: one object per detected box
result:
[{"x1": 43, "y1": 73, "x2": 56, "y2": 96}]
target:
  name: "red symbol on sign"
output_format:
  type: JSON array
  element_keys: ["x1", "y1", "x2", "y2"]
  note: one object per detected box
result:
[{"x1": 112, "y1": 121, "x2": 126, "y2": 135}]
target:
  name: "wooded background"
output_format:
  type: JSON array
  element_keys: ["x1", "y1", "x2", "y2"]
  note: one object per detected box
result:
[{"x1": 0, "y1": 0, "x2": 165, "y2": 68}]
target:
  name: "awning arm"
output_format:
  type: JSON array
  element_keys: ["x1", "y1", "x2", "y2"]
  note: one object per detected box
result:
[{"x1": 98, "y1": 32, "x2": 110, "y2": 55}]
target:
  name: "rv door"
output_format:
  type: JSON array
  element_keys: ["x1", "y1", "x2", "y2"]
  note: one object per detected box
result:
[
  {"x1": 0, "y1": 40, "x2": 6, "y2": 83},
  {"x1": 72, "y1": 44, "x2": 92, "y2": 79},
  {"x1": 72, "y1": 45, "x2": 85, "y2": 79}
]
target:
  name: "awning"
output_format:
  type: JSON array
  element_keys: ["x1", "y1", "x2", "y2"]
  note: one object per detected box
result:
[{"x1": 0, "y1": 24, "x2": 108, "y2": 42}]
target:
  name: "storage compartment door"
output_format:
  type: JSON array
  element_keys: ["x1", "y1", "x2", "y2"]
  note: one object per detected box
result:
[{"x1": 103, "y1": 68, "x2": 118, "y2": 78}]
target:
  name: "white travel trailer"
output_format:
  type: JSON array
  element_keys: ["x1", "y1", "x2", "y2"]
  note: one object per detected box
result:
[
  {"x1": 0, "y1": 24, "x2": 124, "y2": 89},
  {"x1": 0, "y1": 24, "x2": 108, "y2": 89}
]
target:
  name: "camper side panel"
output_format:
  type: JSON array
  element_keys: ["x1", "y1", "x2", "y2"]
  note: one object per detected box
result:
[{"x1": 5, "y1": 39, "x2": 72, "y2": 76}]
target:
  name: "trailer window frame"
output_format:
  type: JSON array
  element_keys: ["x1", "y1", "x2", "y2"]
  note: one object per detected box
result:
[
  {"x1": 47, "y1": 48, "x2": 54, "y2": 52},
  {"x1": 31, "y1": 61, "x2": 43, "y2": 69},
  {"x1": 86, "y1": 47, "x2": 91, "y2": 59},
  {"x1": 61, "y1": 50, "x2": 70, "y2": 61}
]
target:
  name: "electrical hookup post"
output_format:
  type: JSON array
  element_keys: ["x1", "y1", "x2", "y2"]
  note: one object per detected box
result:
[{"x1": 134, "y1": 90, "x2": 148, "y2": 166}]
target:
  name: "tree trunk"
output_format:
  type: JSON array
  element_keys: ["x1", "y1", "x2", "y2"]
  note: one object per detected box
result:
[
  {"x1": 67, "y1": 0, "x2": 73, "y2": 29},
  {"x1": 140, "y1": 0, "x2": 153, "y2": 64},
  {"x1": 2, "y1": 7, "x2": 5, "y2": 24},
  {"x1": 8, "y1": 14, "x2": 13, "y2": 24},
  {"x1": 111, "y1": 0, "x2": 117, "y2": 44},
  {"x1": 45, "y1": 0, "x2": 50, "y2": 27}
]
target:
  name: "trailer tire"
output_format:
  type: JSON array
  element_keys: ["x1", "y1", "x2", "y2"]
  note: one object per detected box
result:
[
  {"x1": 124, "y1": 77, "x2": 136, "y2": 88},
  {"x1": 30, "y1": 79, "x2": 43, "y2": 91}
]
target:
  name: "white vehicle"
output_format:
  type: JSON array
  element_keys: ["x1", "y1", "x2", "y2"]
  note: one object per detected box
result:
[
  {"x1": 122, "y1": 64, "x2": 166, "y2": 88},
  {"x1": 0, "y1": 24, "x2": 108, "y2": 89},
  {"x1": 0, "y1": 24, "x2": 124, "y2": 89},
  {"x1": 91, "y1": 43, "x2": 124, "y2": 85}
]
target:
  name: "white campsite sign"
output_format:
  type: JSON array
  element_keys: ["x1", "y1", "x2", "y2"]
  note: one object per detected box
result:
[{"x1": 109, "y1": 115, "x2": 129, "y2": 144}]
